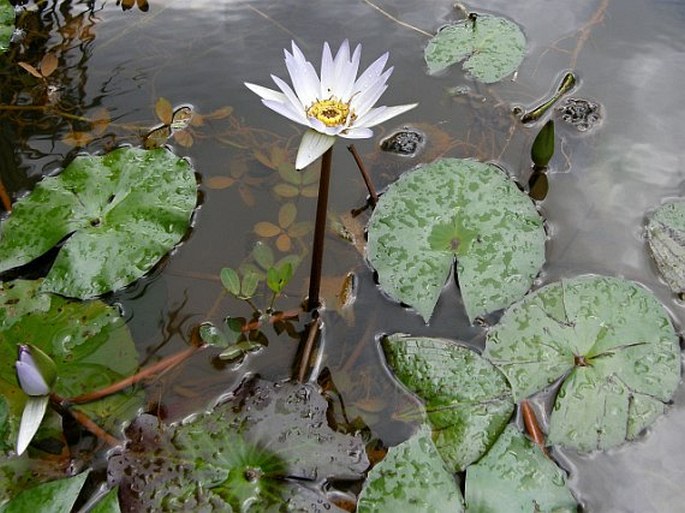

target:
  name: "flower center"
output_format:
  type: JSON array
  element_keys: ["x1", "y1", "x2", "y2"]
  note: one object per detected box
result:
[{"x1": 306, "y1": 98, "x2": 353, "y2": 127}]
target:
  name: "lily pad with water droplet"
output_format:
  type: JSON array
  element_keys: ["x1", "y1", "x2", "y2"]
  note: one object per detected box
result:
[
  {"x1": 465, "y1": 425, "x2": 577, "y2": 513},
  {"x1": 646, "y1": 200, "x2": 685, "y2": 296},
  {"x1": 367, "y1": 158, "x2": 545, "y2": 323},
  {"x1": 108, "y1": 377, "x2": 367, "y2": 512},
  {"x1": 382, "y1": 334, "x2": 514, "y2": 471},
  {"x1": 357, "y1": 425, "x2": 465, "y2": 513},
  {"x1": 0, "y1": 147, "x2": 197, "y2": 299},
  {"x1": 424, "y1": 14, "x2": 526, "y2": 83},
  {"x1": 0, "y1": 280, "x2": 141, "y2": 453},
  {"x1": 484, "y1": 275, "x2": 681, "y2": 452}
]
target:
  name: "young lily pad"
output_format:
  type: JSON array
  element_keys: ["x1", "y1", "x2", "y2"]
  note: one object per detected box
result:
[
  {"x1": 424, "y1": 14, "x2": 526, "y2": 82},
  {"x1": 465, "y1": 425, "x2": 577, "y2": 513},
  {"x1": 1, "y1": 470, "x2": 89, "y2": 513},
  {"x1": 367, "y1": 158, "x2": 545, "y2": 322},
  {"x1": 382, "y1": 334, "x2": 514, "y2": 471},
  {"x1": 0, "y1": 147, "x2": 197, "y2": 299},
  {"x1": 646, "y1": 200, "x2": 685, "y2": 295},
  {"x1": 108, "y1": 378, "x2": 367, "y2": 512},
  {"x1": 0, "y1": 280, "x2": 141, "y2": 452},
  {"x1": 0, "y1": 0, "x2": 14, "y2": 53},
  {"x1": 357, "y1": 425, "x2": 465, "y2": 513},
  {"x1": 484, "y1": 275, "x2": 681, "y2": 452}
]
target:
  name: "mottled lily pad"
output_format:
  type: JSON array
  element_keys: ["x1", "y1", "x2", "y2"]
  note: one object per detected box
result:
[
  {"x1": 484, "y1": 275, "x2": 681, "y2": 452},
  {"x1": 425, "y1": 14, "x2": 526, "y2": 82},
  {"x1": 367, "y1": 158, "x2": 545, "y2": 322},
  {"x1": 382, "y1": 334, "x2": 514, "y2": 471},
  {"x1": 646, "y1": 200, "x2": 685, "y2": 296},
  {"x1": 0, "y1": 280, "x2": 141, "y2": 453},
  {"x1": 0, "y1": 147, "x2": 197, "y2": 299},
  {"x1": 465, "y1": 425, "x2": 577, "y2": 513},
  {"x1": 357, "y1": 425, "x2": 464, "y2": 513},
  {"x1": 108, "y1": 378, "x2": 367, "y2": 512}
]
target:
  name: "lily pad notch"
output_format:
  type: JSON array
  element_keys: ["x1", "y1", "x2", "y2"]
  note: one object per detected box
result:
[
  {"x1": 367, "y1": 158, "x2": 546, "y2": 323},
  {"x1": 0, "y1": 147, "x2": 198, "y2": 299}
]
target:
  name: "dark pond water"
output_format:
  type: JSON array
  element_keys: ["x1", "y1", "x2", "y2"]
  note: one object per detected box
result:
[{"x1": 2, "y1": 0, "x2": 685, "y2": 511}]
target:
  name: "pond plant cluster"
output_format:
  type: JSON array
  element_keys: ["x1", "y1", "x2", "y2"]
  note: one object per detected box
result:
[{"x1": 0, "y1": 1, "x2": 682, "y2": 512}]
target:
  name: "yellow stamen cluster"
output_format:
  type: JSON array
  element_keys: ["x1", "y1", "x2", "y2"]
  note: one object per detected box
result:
[{"x1": 306, "y1": 98, "x2": 354, "y2": 127}]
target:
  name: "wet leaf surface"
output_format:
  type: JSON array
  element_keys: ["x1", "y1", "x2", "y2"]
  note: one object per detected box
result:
[
  {"x1": 424, "y1": 14, "x2": 526, "y2": 82},
  {"x1": 367, "y1": 158, "x2": 545, "y2": 322},
  {"x1": 108, "y1": 377, "x2": 367, "y2": 512},
  {"x1": 0, "y1": 280, "x2": 141, "y2": 452},
  {"x1": 0, "y1": 0, "x2": 14, "y2": 53},
  {"x1": 464, "y1": 425, "x2": 577, "y2": 513},
  {"x1": 484, "y1": 275, "x2": 681, "y2": 452},
  {"x1": 357, "y1": 425, "x2": 464, "y2": 513},
  {"x1": 382, "y1": 334, "x2": 514, "y2": 471},
  {"x1": 646, "y1": 200, "x2": 685, "y2": 295},
  {"x1": 0, "y1": 147, "x2": 197, "y2": 298},
  {"x1": 1, "y1": 470, "x2": 89, "y2": 513}
]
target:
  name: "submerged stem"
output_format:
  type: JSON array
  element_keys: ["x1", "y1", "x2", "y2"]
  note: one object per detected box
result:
[
  {"x1": 347, "y1": 144, "x2": 378, "y2": 207},
  {"x1": 307, "y1": 147, "x2": 333, "y2": 311},
  {"x1": 296, "y1": 317, "x2": 321, "y2": 383}
]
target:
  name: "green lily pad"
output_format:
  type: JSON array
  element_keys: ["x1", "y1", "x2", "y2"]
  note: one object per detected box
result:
[
  {"x1": 357, "y1": 425, "x2": 464, "y2": 513},
  {"x1": 484, "y1": 275, "x2": 681, "y2": 452},
  {"x1": 367, "y1": 158, "x2": 545, "y2": 322},
  {"x1": 464, "y1": 425, "x2": 577, "y2": 513},
  {"x1": 424, "y1": 14, "x2": 526, "y2": 82},
  {"x1": 382, "y1": 334, "x2": 514, "y2": 471},
  {"x1": 1, "y1": 470, "x2": 89, "y2": 513},
  {"x1": 0, "y1": 147, "x2": 197, "y2": 299},
  {"x1": 90, "y1": 487, "x2": 121, "y2": 513},
  {"x1": 0, "y1": 452, "x2": 71, "y2": 507},
  {"x1": 108, "y1": 377, "x2": 367, "y2": 512},
  {"x1": 0, "y1": 280, "x2": 141, "y2": 452},
  {"x1": 646, "y1": 200, "x2": 685, "y2": 295},
  {"x1": 0, "y1": 0, "x2": 14, "y2": 53}
]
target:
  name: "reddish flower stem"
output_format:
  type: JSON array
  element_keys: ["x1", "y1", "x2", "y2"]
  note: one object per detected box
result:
[
  {"x1": 347, "y1": 144, "x2": 378, "y2": 206},
  {"x1": 296, "y1": 317, "x2": 321, "y2": 383},
  {"x1": 50, "y1": 393, "x2": 121, "y2": 447},
  {"x1": 307, "y1": 147, "x2": 333, "y2": 311}
]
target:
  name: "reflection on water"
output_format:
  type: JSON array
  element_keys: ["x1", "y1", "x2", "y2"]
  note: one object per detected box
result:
[{"x1": 2, "y1": 0, "x2": 685, "y2": 511}]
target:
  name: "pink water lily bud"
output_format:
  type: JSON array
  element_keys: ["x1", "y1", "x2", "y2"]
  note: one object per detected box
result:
[{"x1": 15, "y1": 344, "x2": 56, "y2": 396}]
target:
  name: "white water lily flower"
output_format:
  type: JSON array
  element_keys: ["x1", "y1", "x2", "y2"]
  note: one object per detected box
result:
[
  {"x1": 16, "y1": 344, "x2": 55, "y2": 397},
  {"x1": 245, "y1": 40, "x2": 418, "y2": 170}
]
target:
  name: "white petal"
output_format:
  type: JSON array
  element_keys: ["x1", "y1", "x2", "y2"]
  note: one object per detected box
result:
[
  {"x1": 286, "y1": 42, "x2": 320, "y2": 107},
  {"x1": 356, "y1": 103, "x2": 418, "y2": 128},
  {"x1": 262, "y1": 99, "x2": 310, "y2": 127},
  {"x1": 337, "y1": 42, "x2": 362, "y2": 100},
  {"x1": 352, "y1": 67, "x2": 394, "y2": 114},
  {"x1": 353, "y1": 52, "x2": 389, "y2": 95},
  {"x1": 340, "y1": 127, "x2": 374, "y2": 139},
  {"x1": 271, "y1": 74, "x2": 306, "y2": 117},
  {"x1": 296, "y1": 130, "x2": 336, "y2": 170},
  {"x1": 245, "y1": 82, "x2": 287, "y2": 103},
  {"x1": 16, "y1": 395, "x2": 49, "y2": 455},
  {"x1": 16, "y1": 360, "x2": 50, "y2": 396},
  {"x1": 320, "y1": 42, "x2": 335, "y2": 97}
]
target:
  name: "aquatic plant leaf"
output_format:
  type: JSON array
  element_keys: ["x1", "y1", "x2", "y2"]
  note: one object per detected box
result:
[
  {"x1": 0, "y1": 0, "x2": 14, "y2": 53},
  {"x1": 1, "y1": 470, "x2": 89, "y2": 513},
  {"x1": 382, "y1": 335, "x2": 514, "y2": 471},
  {"x1": 0, "y1": 147, "x2": 197, "y2": 298},
  {"x1": 108, "y1": 378, "x2": 367, "y2": 512},
  {"x1": 484, "y1": 275, "x2": 681, "y2": 452},
  {"x1": 465, "y1": 425, "x2": 577, "y2": 513},
  {"x1": 367, "y1": 158, "x2": 545, "y2": 322},
  {"x1": 357, "y1": 425, "x2": 465, "y2": 512},
  {"x1": 646, "y1": 200, "x2": 685, "y2": 295},
  {"x1": 424, "y1": 14, "x2": 526, "y2": 82},
  {"x1": 0, "y1": 280, "x2": 141, "y2": 453},
  {"x1": 90, "y1": 487, "x2": 121, "y2": 513},
  {"x1": 531, "y1": 119, "x2": 555, "y2": 168}
]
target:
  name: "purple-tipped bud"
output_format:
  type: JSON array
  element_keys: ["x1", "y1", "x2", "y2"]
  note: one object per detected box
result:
[{"x1": 15, "y1": 344, "x2": 55, "y2": 396}]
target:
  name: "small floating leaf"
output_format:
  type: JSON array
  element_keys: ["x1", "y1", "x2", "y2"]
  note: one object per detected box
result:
[
  {"x1": 484, "y1": 275, "x2": 681, "y2": 452},
  {"x1": 425, "y1": 14, "x2": 526, "y2": 83},
  {"x1": 382, "y1": 335, "x2": 513, "y2": 471},
  {"x1": 367, "y1": 158, "x2": 545, "y2": 322},
  {"x1": 357, "y1": 425, "x2": 465, "y2": 513},
  {"x1": 531, "y1": 119, "x2": 555, "y2": 168},
  {"x1": 646, "y1": 200, "x2": 685, "y2": 295},
  {"x1": 465, "y1": 425, "x2": 577, "y2": 513},
  {"x1": 2, "y1": 470, "x2": 89, "y2": 513},
  {"x1": 0, "y1": 147, "x2": 198, "y2": 298}
]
